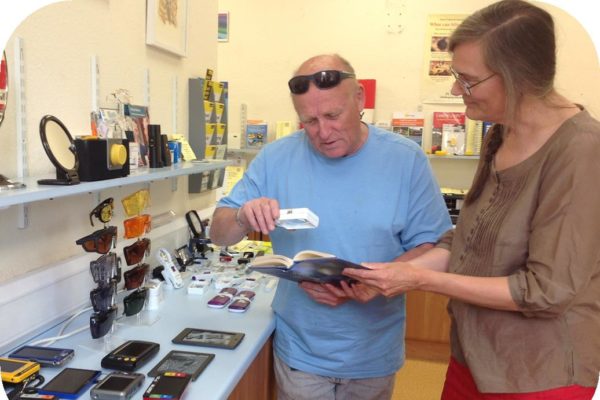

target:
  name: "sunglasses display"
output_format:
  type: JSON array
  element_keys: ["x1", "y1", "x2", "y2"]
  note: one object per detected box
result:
[
  {"x1": 123, "y1": 238, "x2": 151, "y2": 266},
  {"x1": 89, "y1": 197, "x2": 114, "y2": 226},
  {"x1": 121, "y1": 189, "x2": 150, "y2": 217},
  {"x1": 75, "y1": 226, "x2": 117, "y2": 254},
  {"x1": 90, "y1": 252, "x2": 122, "y2": 285},
  {"x1": 123, "y1": 287, "x2": 148, "y2": 317},
  {"x1": 90, "y1": 281, "x2": 117, "y2": 313},
  {"x1": 90, "y1": 306, "x2": 117, "y2": 339},
  {"x1": 124, "y1": 263, "x2": 149, "y2": 291},
  {"x1": 123, "y1": 214, "x2": 151, "y2": 239},
  {"x1": 288, "y1": 70, "x2": 356, "y2": 94}
]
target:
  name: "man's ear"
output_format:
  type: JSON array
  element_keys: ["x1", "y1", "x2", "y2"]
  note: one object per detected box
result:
[{"x1": 356, "y1": 82, "x2": 366, "y2": 112}]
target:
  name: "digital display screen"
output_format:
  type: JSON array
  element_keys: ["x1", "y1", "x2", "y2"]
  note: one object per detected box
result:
[
  {"x1": 116, "y1": 341, "x2": 153, "y2": 357},
  {"x1": 41, "y1": 368, "x2": 99, "y2": 394},
  {"x1": 0, "y1": 359, "x2": 25, "y2": 373},
  {"x1": 151, "y1": 375, "x2": 189, "y2": 396},
  {"x1": 183, "y1": 330, "x2": 236, "y2": 346},
  {"x1": 97, "y1": 376, "x2": 134, "y2": 391},
  {"x1": 12, "y1": 346, "x2": 66, "y2": 359},
  {"x1": 150, "y1": 351, "x2": 212, "y2": 380}
]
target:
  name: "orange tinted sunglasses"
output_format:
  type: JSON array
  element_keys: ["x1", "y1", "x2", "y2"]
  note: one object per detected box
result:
[
  {"x1": 75, "y1": 226, "x2": 117, "y2": 254},
  {"x1": 123, "y1": 214, "x2": 151, "y2": 239}
]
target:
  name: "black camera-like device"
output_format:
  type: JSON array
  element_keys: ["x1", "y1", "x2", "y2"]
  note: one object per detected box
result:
[{"x1": 75, "y1": 138, "x2": 130, "y2": 181}]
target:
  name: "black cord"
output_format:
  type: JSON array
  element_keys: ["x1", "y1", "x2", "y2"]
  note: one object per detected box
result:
[{"x1": 5, "y1": 373, "x2": 45, "y2": 400}]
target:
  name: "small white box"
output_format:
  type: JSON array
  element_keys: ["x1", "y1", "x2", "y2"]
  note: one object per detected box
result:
[{"x1": 277, "y1": 208, "x2": 319, "y2": 230}]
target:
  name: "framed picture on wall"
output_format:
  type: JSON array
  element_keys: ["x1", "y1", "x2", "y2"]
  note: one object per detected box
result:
[
  {"x1": 218, "y1": 12, "x2": 229, "y2": 42},
  {"x1": 146, "y1": 0, "x2": 188, "y2": 57}
]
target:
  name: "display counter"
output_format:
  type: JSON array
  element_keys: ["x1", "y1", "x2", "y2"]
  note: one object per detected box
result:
[{"x1": 2, "y1": 272, "x2": 277, "y2": 400}]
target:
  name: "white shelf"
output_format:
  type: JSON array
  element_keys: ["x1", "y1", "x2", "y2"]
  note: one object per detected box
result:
[
  {"x1": 427, "y1": 154, "x2": 480, "y2": 160},
  {"x1": 227, "y1": 148, "x2": 261, "y2": 155},
  {"x1": 0, "y1": 160, "x2": 232, "y2": 209}
]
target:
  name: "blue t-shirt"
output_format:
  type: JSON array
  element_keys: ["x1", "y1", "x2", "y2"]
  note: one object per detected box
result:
[{"x1": 218, "y1": 125, "x2": 451, "y2": 378}]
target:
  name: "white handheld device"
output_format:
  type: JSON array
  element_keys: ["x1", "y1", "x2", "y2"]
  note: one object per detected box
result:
[{"x1": 156, "y1": 248, "x2": 184, "y2": 289}]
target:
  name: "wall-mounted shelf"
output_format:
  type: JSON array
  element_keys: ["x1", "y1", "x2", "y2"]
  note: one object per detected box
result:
[
  {"x1": 227, "y1": 148, "x2": 260, "y2": 156},
  {"x1": 0, "y1": 160, "x2": 232, "y2": 209},
  {"x1": 427, "y1": 155, "x2": 479, "y2": 160}
]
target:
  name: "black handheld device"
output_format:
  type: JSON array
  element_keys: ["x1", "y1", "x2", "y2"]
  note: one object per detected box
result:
[
  {"x1": 101, "y1": 340, "x2": 159, "y2": 371},
  {"x1": 9, "y1": 345, "x2": 74, "y2": 366},
  {"x1": 38, "y1": 368, "x2": 101, "y2": 399},
  {"x1": 142, "y1": 372, "x2": 191, "y2": 400}
]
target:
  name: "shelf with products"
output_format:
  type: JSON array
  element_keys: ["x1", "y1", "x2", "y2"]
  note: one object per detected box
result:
[
  {"x1": 427, "y1": 154, "x2": 480, "y2": 160},
  {"x1": 0, "y1": 160, "x2": 231, "y2": 209},
  {"x1": 188, "y1": 77, "x2": 229, "y2": 194}
]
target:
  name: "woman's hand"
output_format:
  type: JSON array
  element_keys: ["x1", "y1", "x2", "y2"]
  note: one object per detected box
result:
[{"x1": 343, "y1": 262, "x2": 422, "y2": 298}]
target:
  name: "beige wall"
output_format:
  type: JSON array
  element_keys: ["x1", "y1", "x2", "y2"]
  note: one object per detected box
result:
[
  {"x1": 0, "y1": 0, "x2": 218, "y2": 283},
  {"x1": 216, "y1": 0, "x2": 600, "y2": 188}
]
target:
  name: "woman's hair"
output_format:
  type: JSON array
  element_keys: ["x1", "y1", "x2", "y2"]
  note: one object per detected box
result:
[{"x1": 449, "y1": 0, "x2": 556, "y2": 204}]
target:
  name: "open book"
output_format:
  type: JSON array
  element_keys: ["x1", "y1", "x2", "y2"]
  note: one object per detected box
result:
[{"x1": 248, "y1": 250, "x2": 368, "y2": 285}]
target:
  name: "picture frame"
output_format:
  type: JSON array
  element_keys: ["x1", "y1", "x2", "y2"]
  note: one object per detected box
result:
[
  {"x1": 146, "y1": 0, "x2": 188, "y2": 57},
  {"x1": 218, "y1": 12, "x2": 229, "y2": 42},
  {"x1": 172, "y1": 327, "x2": 245, "y2": 349}
]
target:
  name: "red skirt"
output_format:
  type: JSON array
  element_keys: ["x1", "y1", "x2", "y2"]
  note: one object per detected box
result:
[{"x1": 441, "y1": 357, "x2": 596, "y2": 400}]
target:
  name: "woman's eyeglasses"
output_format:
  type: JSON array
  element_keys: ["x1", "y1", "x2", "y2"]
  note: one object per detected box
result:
[
  {"x1": 123, "y1": 287, "x2": 147, "y2": 316},
  {"x1": 123, "y1": 214, "x2": 151, "y2": 239},
  {"x1": 124, "y1": 263, "x2": 149, "y2": 290},
  {"x1": 288, "y1": 70, "x2": 356, "y2": 94},
  {"x1": 123, "y1": 238, "x2": 151, "y2": 266},
  {"x1": 449, "y1": 67, "x2": 496, "y2": 96},
  {"x1": 89, "y1": 197, "x2": 114, "y2": 226},
  {"x1": 90, "y1": 253, "x2": 122, "y2": 285},
  {"x1": 75, "y1": 226, "x2": 117, "y2": 254}
]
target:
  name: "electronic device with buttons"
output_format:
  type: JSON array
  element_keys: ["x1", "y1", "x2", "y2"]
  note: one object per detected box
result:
[{"x1": 100, "y1": 340, "x2": 159, "y2": 372}]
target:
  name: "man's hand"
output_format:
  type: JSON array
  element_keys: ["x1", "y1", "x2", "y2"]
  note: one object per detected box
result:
[
  {"x1": 238, "y1": 197, "x2": 280, "y2": 235},
  {"x1": 299, "y1": 281, "x2": 349, "y2": 307}
]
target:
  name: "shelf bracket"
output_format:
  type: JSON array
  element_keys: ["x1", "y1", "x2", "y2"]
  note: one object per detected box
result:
[{"x1": 15, "y1": 37, "x2": 29, "y2": 229}]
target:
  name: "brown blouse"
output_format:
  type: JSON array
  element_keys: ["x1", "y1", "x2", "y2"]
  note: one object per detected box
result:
[{"x1": 437, "y1": 109, "x2": 600, "y2": 393}]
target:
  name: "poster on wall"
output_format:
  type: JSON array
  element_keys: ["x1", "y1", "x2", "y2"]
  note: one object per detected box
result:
[
  {"x1": 146, "y1": 0, "x2": 188, "y2": 56},
  {"x1": 421, "y1": 14, "x2": 467, "y2": 104}
]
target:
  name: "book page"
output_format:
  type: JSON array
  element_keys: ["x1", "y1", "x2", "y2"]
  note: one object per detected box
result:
[
  {"x1": 293, "y1": 250, "x2": 336, "y2": 261},
  {"x1": 251, "y1": 254, "x2": 293, "y2": 268}
]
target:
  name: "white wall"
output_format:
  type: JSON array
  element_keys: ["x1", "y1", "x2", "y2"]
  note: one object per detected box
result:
[
  {"x1": 0, "y1": 0, "x2": 219, "y2": 283},
  {"x1": 216, "y1": 0, "x2": 600, "y2": 188}
]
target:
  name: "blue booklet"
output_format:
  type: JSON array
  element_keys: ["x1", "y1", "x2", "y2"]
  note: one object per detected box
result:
[{"x1": 248, "y1": 250, "x2": 368, "y2": 285}]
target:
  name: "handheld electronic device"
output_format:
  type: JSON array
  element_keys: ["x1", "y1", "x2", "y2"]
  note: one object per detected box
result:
[
  {"x1": 15, "y1": 394, "x2": 58, "y2": 400},
  {"x1": 207, "y1": 287, "x2": 237, "y2": 308},
  {"x1": 101, "y1": 340, "x2": 160, "y2": 371},
  {"x1": 147, "y1": 350, "x2": 214, "y2": 381},
  {"x1": 156, "y1": 248, "x2": 183, "y2": 289},
  {"x1": 90, "y1": 371, "x2": 145, "y2": 400},
  {"x1": 142, "y1": 372, "x2": 191, "y2": 400},
  {"x1": 172, "y1": 327, "x2": 245, "y2": 350},
  {"x1": 38, "y1": 368, "x2": 101, "y2": 399},
  {"x1": 0, "y1": 358, "x2": 40, "y2": 384},
  {"x1": 9, "y1": 345, "x2": 74, "y2": 366}
]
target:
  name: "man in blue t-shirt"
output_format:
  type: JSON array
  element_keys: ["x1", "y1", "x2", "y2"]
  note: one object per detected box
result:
[{"x1": 210, "y1": 54, "x2": 451, "y2": 400}]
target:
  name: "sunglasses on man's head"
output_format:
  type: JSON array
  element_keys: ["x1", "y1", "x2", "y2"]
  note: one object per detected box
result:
[
  {"x1": 123, "y1": 238, "x2": 151, "y2": 266},
  {"x1": 288, "y1": 70, "x2": 356, "y2": 94},
  {"x1": 90, "y1": 306, "x2": 117, "y2": 339},
  {"x1": 75, "y1": 226, "x2": 117, "y2": 254},
  {"x1": 90, "y1": 253, "x2": 122, "y2": 285},
  {"x1": 89, "y1": 197, "x2": 114, "y2": 227}
]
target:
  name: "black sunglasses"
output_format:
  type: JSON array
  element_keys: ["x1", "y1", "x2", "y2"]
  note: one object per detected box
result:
[
  {"x1": 90, "y1": 306, "x2": 117, "y2": 339},
  {"x1": 288, "y1": 70, "x2": 356, "y2": 94},
  {"x1": 90, "y1": 281, "x2": 117, "y2": 313},
  {"x1": 89, "y1": 197, "x2": 114, "y2": 227},
  {"x1": 75, "y1": 226, "x2": 117, "y2": 254},
  {"x1": 123, "y1": 287, "x2": 148, "y2": 317}
]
